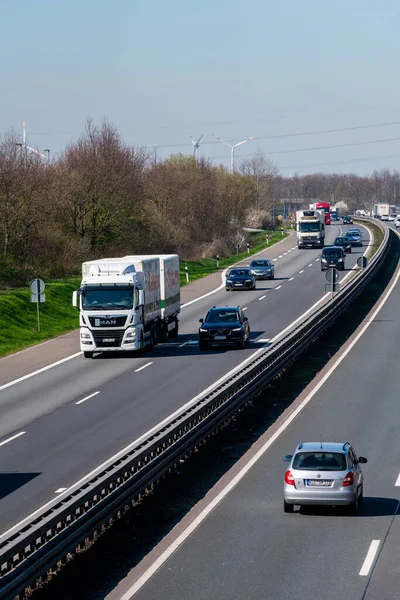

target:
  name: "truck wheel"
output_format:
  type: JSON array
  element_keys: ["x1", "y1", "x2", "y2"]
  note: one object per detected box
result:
[{"x1": 83, "y1": 351, "x2": 94, "y2": 359}]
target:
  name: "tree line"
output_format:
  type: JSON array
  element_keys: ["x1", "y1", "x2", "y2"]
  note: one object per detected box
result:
[{"x1": 0, "y1": 118, "x2": 398, "y2": 287}]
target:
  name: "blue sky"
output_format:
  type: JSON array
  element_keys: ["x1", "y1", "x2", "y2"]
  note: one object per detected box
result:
[{"x1": 2, "y1": 0, "x2": 400, "y2": 174}]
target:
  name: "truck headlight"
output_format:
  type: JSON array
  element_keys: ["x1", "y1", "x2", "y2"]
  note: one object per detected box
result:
[
  {"x1": 81, "y1": 333, "x2": 91, "y2": 339},
  {"x1": 126, "y1": 330, "x2": 137, "y2": 338}
]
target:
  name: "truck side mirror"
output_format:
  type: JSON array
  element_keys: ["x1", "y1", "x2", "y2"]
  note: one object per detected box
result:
[
  {"x1": 72, "y1": 291, "x2": 78, "y2": 308},
  {"x1": 138, "y1": 289, "x2": 145, "y2": 307}
]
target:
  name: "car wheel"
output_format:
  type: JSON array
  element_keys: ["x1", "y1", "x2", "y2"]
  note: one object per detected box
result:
[
  {"x1": 270, "y1": 275, "x2": 275, "y2": 280},
  {"x1": 245, "y1": 331, "x2": 250, "y2": 346},
  {"x1": 358, "y1": 484, "x2": 364, "y2": 505},
  {"x1": 238, "y1": 335, "x2": 246, "y2": 350},
  {"x1": 345, "y1": 495, "x2": 358, "y2": 516},
  {"x1": 84, "y1": 351, "x2": 94, "y2": 359},
  {"x1": 284, "y1": 500, "x2": 294, "y2": 513},
  {"x1": 199, "y1": 341, "x2": 208, "y2": 351},
  {"x1": 226, "y1": 287, "x2": 230, "y2": 291}
]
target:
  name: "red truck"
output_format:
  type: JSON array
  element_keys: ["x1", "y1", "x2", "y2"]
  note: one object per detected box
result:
[{"x1": 315, "y1": 202, "x2": 331, "y2": 225}]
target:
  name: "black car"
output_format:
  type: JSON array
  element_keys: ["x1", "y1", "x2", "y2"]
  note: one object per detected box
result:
[
  {"x1": 199, "y1": 306, "x2": 250, "y2": 350},
  {"x1": 249, "y1": 259, "x2": 275, "y2": 280},
  {"x1": 320, "y1": 246, "x2": 345, "y2": 271},
  {"x1": 342, "y1": 215, "x2": 353, "y2": 224},
  {"x1": 226, "y1": 268, "x2": 256, "y2": 291},
  {"x1": 334, "y1": 236, "x2": 352, "y2": 253}
]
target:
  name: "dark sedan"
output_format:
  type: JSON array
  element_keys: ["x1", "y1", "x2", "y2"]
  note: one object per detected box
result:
[
  {"x1": 199, "y1": 306, "x2": 250, "y2": 350},
  {"x1": 226, "y1": 268, "x2": 256, "y2": 291},
  {"x1": 342, "y1": 215, "x2": 353, "y2": 224},
  {"x1": 334, "y1": 236, "x2": 352, "y2": 253},
  {"x1": 249, "y1": 258, "x2": 275, "y2": 280}
]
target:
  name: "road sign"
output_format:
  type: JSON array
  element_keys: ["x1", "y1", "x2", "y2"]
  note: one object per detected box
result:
[
  {"x1": 357, "y1": 256, "x2": 368, "y2": 269},
  {"x1": 30, "y1": 294, "x2": 45, "y2": 303},
  {"x1": 325, "y1": 268, "x2": 339, "y2": 284},
  {"x1": 30, "y1": 278, "x2": 46, "y2": 332},
  {"x1": 30, "y1": 278, "x2": 45, "y2": 294}
]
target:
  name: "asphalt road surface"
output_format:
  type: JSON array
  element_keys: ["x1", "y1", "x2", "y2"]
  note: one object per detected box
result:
[
  {"x1": 112, "y1": 227, "x2": 399, "y2": 600},
  {"x1": 0, "y1": 223, "x2": 371, "y2": 537}
]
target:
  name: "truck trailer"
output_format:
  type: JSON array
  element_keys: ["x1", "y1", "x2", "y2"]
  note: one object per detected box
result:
[
  {"x1": 73, "y1": 254, "x2": 180, "y2": 358},
  {"x1": 296, "y1": 210, "x2": 325, "y2": 249},
  {"x1": 373, "y1": 203, "x2": 390, "y2": 220}
]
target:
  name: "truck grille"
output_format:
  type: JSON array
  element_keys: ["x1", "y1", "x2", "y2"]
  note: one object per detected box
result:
[
  {"x1": 92, "y1": 329, "x2": 125, "y2": 347},
  {"x1": 88, "y1": 315, "x2": 128, "y2": 328}
]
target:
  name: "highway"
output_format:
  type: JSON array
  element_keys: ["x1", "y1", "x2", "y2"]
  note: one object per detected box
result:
[
  {"x1": 109, "y1": 226, "x2": 399, "y2": 600},
  {"x1": 0, "y1": 223, "x2": 371, "y2": 538}
]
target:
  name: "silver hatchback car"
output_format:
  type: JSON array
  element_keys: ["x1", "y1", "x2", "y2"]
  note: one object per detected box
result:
[{"x1": 283, "y1": 441, "x2": 367, "y2": 515}]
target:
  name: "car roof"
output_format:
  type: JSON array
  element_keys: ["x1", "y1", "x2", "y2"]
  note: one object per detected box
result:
[
  {"x1": 295, "y1": 442, "x2": 349, "y2": 453},
  {"x1": 322, "y1": 245, "x2": 343, "y2": 250},
  {"x1": 208, "y1": 306, "x2": 239, "y2": 312}
]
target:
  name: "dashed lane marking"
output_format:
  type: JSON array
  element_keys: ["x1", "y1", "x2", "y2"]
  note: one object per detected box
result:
[
  {"x1": 276, "y1": 285, "x2": 282, "y2": 290},
  {"x1": 258, "y1": 295, "x2": 266, "y2": 300},
  {"x1": 75, "y1": 391, "x2": 100, "y2": 405},
  {"x1": 0, "y1": 431, "x2": 26, "y2": 447},
  {"x1": 288, "y1": 277, "x2": 294, "y2": 281},
  {"x1": 134, "y1": 362, "x2": 153, "y2": 373},
  {"x1": 359, "y1": 540, "x2": 380, "y2": 576}
]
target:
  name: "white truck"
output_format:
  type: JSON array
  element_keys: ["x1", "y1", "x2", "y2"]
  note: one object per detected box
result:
[
  {"x1": 374, "y1": 203, "x2": 390, "y2": 220},
  {"x1": 296, "y1": 209, "x2": 325, "y2": 249},
  {"x1": 72, "y1": 254, "x2": 180, "y2": 358}
]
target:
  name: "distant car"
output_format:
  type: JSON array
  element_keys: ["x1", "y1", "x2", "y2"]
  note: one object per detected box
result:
[
  {"x1": 346, "y1": 229, "x2": 363, "y2": 247},
  {"x1": 226, "y1": 268, "x2": 256, "y2": 291},
  {"x1": 394, "y1": 217, "x2": 400, "y2": 228},
  {"x1": 342, "y1": 215, "x2": 353, "y2": 224},
  {"x1": 334, "y1": 236, "x2": 352, "y2": 254},
  {"x1": 249, "y1": 258, "x2": 274, "y2": 280},
  {"x1": 388, "y1": 215, "x2": 395, "y2": 221},
  {"x1": 198, "y1": 306, "x2": 250, "y2": 350},
  {"x1": 283, "y1": 441, "x2": 367, "y2": 514},
  {"x1": 381, "y1": 214, "x2": 389, "y2": 221},
  {"x1": 320, "y1": 246, "x2": 345, "y2": 271}
]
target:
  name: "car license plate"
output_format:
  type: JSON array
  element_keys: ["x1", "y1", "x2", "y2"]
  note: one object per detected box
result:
[
  {"x1": 306, "y1": 479, "x2": 332, "y2": 487},
  {"x1": 234, "y1": 283, "x2": 243, "y2": 286},
  {"x1": 214, "y1": 335, "x2": 226, "y2": 340},
  {"x1": 103, "y1": 338, "x2": 115, "y2": 343}
]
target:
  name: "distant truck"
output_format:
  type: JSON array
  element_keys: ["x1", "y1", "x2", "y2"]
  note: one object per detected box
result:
[
  {"x1": 296, "y1": 210, "x2": 325, "y2": 249},
  {"x1": 72, "y1": 254, "x2": 180, "y2": 358},
  {"x1": 374, "y1": 203, "x2": 390, "y2": 220},
  {"x1": 315, "y1": 202, "x2": 331, "y2": 225},
  {"x1": 330, "y1": 207, "x2": 340, "y2": 221}
]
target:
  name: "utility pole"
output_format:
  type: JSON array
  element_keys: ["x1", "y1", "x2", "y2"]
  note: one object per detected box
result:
[{"x1": 213, "y1": 134, "x2": 254, "y2": 173}]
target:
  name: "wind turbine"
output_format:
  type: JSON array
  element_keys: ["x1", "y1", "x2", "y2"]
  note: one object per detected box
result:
[
  {"x1": 213, "y1": 134, "x2": 254, "y2": 173},
  {"x1": 189, "y1": 134, "x2": 203, "y2": 160},
  {"x1": 16, "y1": 122, "x2": 48, "y2": 160}
]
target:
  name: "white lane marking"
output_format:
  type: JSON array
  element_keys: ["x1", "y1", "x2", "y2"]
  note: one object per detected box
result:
[
  {"x1": 75, "y1": 391, "x2": 100, "y2": 405},
  {"x1": 395, "y1": 473, "x2": 400, "y2": 486},
  {"x1": 181, "y1": 233, "x2": 293, "y2": 309},
  {"x1": 275, "y1": 285, "x2": 282, "y2": 289},
  {"x1": 258, "y1": 295, "x2": 266, "y2": 300},
  {"x1": 179, "y1": 339, "x2": 193, "y2": 347},
  {"x1": 359, "y1": 540, "x2": 380, "y2": 576},
  {"x1": 0, "y1": 227, "x2": 377, "y2": 543},
  {"x1": 291, "y1": 246, "x2": 296, "y2": 249},
  {"x1": 299, "y1": 269, "x2": 304, "y2": 274},
  {"x1": 0, "y1": 431, "x2": 26, "y2": 447},
  {"x1": 118, "y1": 230, "x2": 398, "y2": 600},
  {"x1": 288, "y1": 277, "x2": 294, "y2": 281},
  {"x1": 242, "y1": 307, "x2": 248, "y2": 311},
  {"x1": 308, "y1": 263, "x2": 313, "y2": 267},
  {"x1": 273, "y1": 259, "x2": 277, "y2": 262},
  {"x1": 287, "y1": 250, "x2": 292, "y2": 253},
  {"x1": 0, "y1": 352, "x2": 83, "y2": 392},
  {"x1": 283, "y1": 252, "x2": 288, "y2": 255},
  {"x1": 134, "y1": 362, "x2": 153, "y2": 373},
  {"x1": 315, "y1": 258, "x2": 320, "y2": 261},
  {"x1": 278, "y1": 255, "x2": 283, "y2": 258},
  {"x1": 54, "y1": 488, "x2": 67, "y2": 494},
  {"x1": 258, "y1": 338, "x2": 271, "y2": 343}
]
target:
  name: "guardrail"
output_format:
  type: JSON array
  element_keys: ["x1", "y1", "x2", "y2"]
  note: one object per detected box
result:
[{"x1": 0, "y1": 218, "x2": 390, "y2": 600}]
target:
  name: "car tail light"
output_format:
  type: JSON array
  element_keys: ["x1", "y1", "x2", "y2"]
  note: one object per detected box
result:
[
  {"x1": 285, "y1": 470, "x2": 295, "y2": 486},
  {"x1": 343, "y1": 472, "x2": 354, "y2": 487}
]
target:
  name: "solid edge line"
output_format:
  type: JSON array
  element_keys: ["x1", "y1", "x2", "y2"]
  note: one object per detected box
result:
[
  {"x1": 117, "y1": 227, "x2": 396, "y2": 599},
  {"x1": 75, "y1": 391, "x2": 100, "y2": 405},
  {"x1": 134, "y1": 362, "x2": 153, "y2": 373},
  {"x1": 0, "y1": 352, "x2": 83, "y2": 392},
  {"x1": 359, "y1": 540, "x2": 380, "y2": 576},
  {"x1": 0, "y1": 431, "x2": 26, "y2": 448}
]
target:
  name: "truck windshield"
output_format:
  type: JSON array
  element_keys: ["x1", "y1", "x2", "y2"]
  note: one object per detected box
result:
[
  {"x1": 299, "y1": 222, "x2": 320, "y2": 232},
  {"x1": 81, "y1": 287, "x2": 133, "y2": 310}
]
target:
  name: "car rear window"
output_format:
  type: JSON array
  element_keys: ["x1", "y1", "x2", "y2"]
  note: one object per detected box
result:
[
  {"x1": 250, "y1": 260, "x2": 270, "y2": 267},
  {"x1": 293, "y1": 452, "x2": 347, "y2": 471}
]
